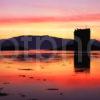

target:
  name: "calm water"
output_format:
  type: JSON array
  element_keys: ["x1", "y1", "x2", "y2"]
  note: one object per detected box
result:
[{"x1": 0, "y1": 50, "x2": 100, "y2": 100}]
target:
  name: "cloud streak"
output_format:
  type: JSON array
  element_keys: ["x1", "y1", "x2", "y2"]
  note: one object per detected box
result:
[{"x1": 0, "y1": 13, "x2": 100, "y2": 24}]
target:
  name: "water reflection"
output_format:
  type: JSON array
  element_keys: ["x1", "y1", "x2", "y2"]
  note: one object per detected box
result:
[
  {"x1": 0, "y1": 51, "x2": 100, "y2": 100},
  {"x1": 74, "y1": 53, "x2": 90, "y2": 73}
]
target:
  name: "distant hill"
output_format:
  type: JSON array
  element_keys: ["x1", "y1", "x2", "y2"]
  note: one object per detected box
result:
[{"x1": 0, "y1": 35, "x2": 99, "y2": 51}]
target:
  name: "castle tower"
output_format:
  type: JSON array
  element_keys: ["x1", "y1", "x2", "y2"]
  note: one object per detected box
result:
[{"x1": 74, "y1": 28, "x2": 90, "y2": 53}]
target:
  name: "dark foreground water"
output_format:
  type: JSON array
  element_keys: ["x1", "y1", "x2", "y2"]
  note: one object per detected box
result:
[{"x1": 0, "y1": 50, "x2": 100, "y2": 100}]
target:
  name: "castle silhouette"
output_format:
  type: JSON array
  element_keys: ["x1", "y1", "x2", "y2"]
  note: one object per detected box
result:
[{"x1": 74, "y1": 28, "x2": 91, "y2": 73}]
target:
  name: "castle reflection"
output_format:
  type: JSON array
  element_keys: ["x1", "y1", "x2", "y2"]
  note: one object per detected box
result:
[{"x1": 74, "y1": 53, "x2": 90, "y2": 73}]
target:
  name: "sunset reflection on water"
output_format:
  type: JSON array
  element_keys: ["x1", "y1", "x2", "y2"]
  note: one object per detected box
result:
[{"x1": 0, "y1": 50, "x2": 100, "y2": 100}]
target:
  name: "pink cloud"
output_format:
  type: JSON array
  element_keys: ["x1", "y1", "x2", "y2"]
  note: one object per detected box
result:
[{"x1": 0, "y1": 13, "x2": 100, "y2": 24}]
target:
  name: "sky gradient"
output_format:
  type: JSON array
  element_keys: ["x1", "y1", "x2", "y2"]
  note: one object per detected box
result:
[{"x1": 0, "y1": 0, "x2": 100, "y2": 39}]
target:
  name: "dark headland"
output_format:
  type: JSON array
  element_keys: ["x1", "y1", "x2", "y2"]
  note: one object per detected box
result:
[{"x1": 0, "y1": 35, "x2": 99, "y2": 51}]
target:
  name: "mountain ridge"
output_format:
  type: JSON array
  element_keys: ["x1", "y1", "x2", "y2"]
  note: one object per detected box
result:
[{"x1": 0, "y1": 35, "x2": 99, "y2": 51}]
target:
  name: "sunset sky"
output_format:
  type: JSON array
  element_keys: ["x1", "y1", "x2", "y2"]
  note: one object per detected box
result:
[{"x1": 0, "y1": 0, "x2": 100, "y2": 39}]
